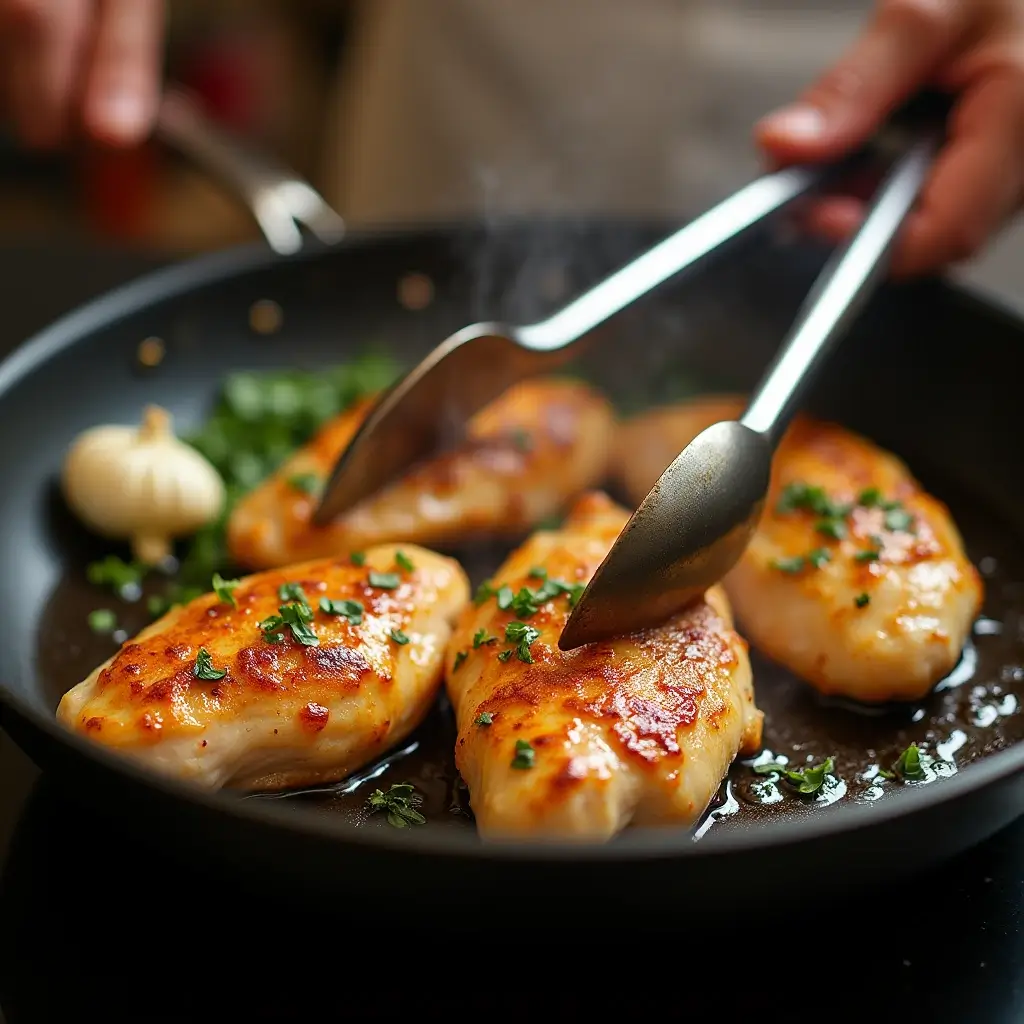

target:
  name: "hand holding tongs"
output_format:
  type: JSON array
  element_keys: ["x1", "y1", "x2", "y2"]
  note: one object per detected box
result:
[{"x1": 312, "y1": 92, "x2": 950, "y2": 650}]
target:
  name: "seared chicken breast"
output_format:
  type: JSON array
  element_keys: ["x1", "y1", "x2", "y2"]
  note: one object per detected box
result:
[
  {"x1": 615, "y1": 396, "x2": 983, "y2": 703},
  {"x1": 58, "y1": 545, "x2": 469, "y2": 790},
  {"x1": 228, "y1": 378, "x2": 615, "y2": 570},
  {"x1": 445, "y1": 491, "x2": 762, "y2": 842}
]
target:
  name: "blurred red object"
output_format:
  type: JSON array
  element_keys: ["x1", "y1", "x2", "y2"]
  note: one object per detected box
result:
[{"x1": 79, "y1": 140, "x2": 158, "y2": 244}]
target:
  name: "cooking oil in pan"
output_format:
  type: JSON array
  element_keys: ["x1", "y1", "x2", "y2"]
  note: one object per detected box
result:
[{"x1": 37, "y1": 479, "x2": 1024, "y2": 841}]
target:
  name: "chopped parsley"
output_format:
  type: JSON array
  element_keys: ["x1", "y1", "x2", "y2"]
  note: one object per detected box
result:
[
  {"x1": 509, "y1": 428, "x2": 533, "y2": 452},
  {"x1": 86, "y1": 555, "x2": 145, "y2": 599},
  {"x1": 368, "y1": 571, "x2": 400, "y2": 590},
  {"x1": 474, "y1": 582, "x2": 496, "y2": 606},
  {"x1": 366, "y1": 783, "x2": 426, "y2": 828},
  {"x1": 884, "y1": 508, "x2": 915, "y2": 533},
  {"x1": 528, "y1": 567, "x2": 547, "y2": 581},
  {"x1": 770, "y1": 555, "x2": 807, "y2": 574},
  {"x1": 212, "y1": 572, "x2": 240, "y2": 607},
  {"x1": 286, "y1": 472, "x2": 322, "y2": 495},
  {"x1": 481, "y1": 576, "x2": 586, "y2": 616},
  {"x1": 394, "y1": 551, "x2": 415, "y2": 572},
  {"x1": 893, "y1": 743, "x2": 927, "y2": 781},
  {"x1": 776, "y1": 482, "x2": 848, "y2": 518},
  {"x1": 511, "y1": 739, "x2": 536, "y2": 769},
  {"x1": 854, "y1": 592, "x2": 870, "y2": 608},
  {"x1": 87, "y1": 608, "x2": 117, "y2": 634},
  {"x1": 770, "y1": 547, "x2": 831, "y2": 575},
  {"x1": 496, "y1": 585, "x2": 515, "y2": 611},
  {"x1": 390, "y1": 628, "x2": 410, "y2": 645},
  {"x1": 260, "y1": 600, "x2": 318, "y2": 646},
  {"x1": 474, "y1": 711, "x2": 494, "y2": 726},
  {"x1": 505, "y1": 621, "x2": 541, "y2": 663},
  {"x1": 753, "y1": 756, "x2": 836, "y2": 795},
  {"x1": 815, "y1": 518, "x2": 847, "y2": 541},
  {"x1": 453, "y1": 650, "x2": 468, "y2": 670},
  {"x1": 497, "y1": 650, "x2": 514, "y2": 663},
  {"x1": 319, "y1": 597, "x2": 363, "y2": 625},
  {"x1": 473, "y1": 628, "x2": 498, "y2": 648},
  {"x1": 194, "y1": 646, "x2": 227, "y2": 681},
  {"x1": 349, "y1": 551, "x2": 366, "y2": 567},
  {"x1": 854, "y1": 548, "x2": 881, "y2": 563},
  {"x1": 278, "y1": 581, "x2": 308, "y2": 604},
  {"x1": 857, "y1": 487, "x2": 882, "y2": 507}
]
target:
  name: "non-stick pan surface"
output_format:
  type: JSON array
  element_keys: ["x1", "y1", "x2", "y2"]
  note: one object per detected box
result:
[{"x1": 0, "y1": 217, "x2": 1021, "y2": 921}]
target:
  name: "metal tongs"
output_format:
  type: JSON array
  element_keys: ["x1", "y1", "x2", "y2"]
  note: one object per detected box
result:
[{"x1": 309, "y1": 93, "x2": 949, "y2": 650}]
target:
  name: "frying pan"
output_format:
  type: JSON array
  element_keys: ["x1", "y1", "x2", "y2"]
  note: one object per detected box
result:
[{"x1": 0, "y1": 105, "x2": 1022, "y2": 925}]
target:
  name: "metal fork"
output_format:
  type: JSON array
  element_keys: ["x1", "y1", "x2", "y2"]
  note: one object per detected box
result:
[{"x1": 156, "y1": 89, "x2": 345, "y2": 256}]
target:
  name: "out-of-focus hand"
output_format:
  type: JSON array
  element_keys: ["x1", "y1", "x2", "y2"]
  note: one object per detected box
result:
[
  {"x1": 0, "y1": 0, "x2": 164, "y2": 149},
  {"x1": 756, "y1": 0, "x2": 1024, "y2": 276}
]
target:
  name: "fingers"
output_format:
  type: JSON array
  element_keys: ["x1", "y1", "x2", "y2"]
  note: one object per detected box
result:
[
  {"x1": 756, "y1": 0, "x2": 970, "y2": 165},
  {"x1": 0, "y1": 0, "x2": 90, "y2": 148},
  {"x1": 800, "y1": 69, "x2": 1024, "y2": 276},
  {"x1": 892, "y1": 69, "x2": 1024, "y2": 274},
  {"x1": 80, "y1": 0, "x2": 164, "y2": 146}
]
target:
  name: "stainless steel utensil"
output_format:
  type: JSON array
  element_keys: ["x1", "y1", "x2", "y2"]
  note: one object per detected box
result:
[
  {"x1": 311, "y1": 165, "x2": 822, "y2": 524},
  {"x1": 156, "y1": 89, "x2": 345, "y2": 255},
  {"x1": 558, "y1": 130, "x2": 941, "y2": 649}
]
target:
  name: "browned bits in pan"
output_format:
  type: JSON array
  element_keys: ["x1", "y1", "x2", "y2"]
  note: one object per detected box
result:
[
  {"x1": 397, "y1": 272, "x2": 434, "y2": 311},
  {"x1": 249, "y1": 300, "x2": 284, "y2": 335},
  {"x1": 136, "y1": 337, "x2": 165, "y2": 368}
]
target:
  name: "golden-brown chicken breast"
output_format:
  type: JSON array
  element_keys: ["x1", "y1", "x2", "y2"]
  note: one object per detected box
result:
[
  {"x1": 227, "y1": 377, "x2": 616, "y2": 570},
  {"x1": 57, "y1": 544, "x2": 469, "y2": 790},
  {"x1": 615, "y1": 396, "x2": 984, "y2": 703},
  {"x1": 445, "y1": 491, "x2": 762, "y2": 842}
]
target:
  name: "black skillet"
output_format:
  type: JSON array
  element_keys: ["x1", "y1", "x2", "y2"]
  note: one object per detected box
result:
[{"x1": 0, "y1": 144, "x2": 1022, "y2": 923}]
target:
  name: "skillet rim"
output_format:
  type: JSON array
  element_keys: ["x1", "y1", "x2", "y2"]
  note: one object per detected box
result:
[{"x1": 1, "y1": 220, "x2": 1022, "y2": 863}]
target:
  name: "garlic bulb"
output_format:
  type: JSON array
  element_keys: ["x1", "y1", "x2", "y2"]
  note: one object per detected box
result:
[{"x1": 62, "y1": 405, "x2": 226, "y2": 565}]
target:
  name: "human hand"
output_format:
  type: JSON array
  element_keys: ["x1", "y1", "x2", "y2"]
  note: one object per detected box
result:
[
  {"x1": 756, "y1": 0, "x2": 1024, "y2": 276},
  {"x1": 0, "y1": 0, "x2": 164, "y2": 150}
]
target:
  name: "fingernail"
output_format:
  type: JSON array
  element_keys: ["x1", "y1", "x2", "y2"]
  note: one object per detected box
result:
[
  {"x1": 98, "y1": 90, "x2": 147, "y2": 138},
  {"x1": 759, "y1": 104, "x2": 827, "y2": 140}
]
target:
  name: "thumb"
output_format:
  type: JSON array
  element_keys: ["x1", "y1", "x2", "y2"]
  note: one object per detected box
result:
[{"x1": 755, "y1": 0, "x2": 969, "y2": 165}]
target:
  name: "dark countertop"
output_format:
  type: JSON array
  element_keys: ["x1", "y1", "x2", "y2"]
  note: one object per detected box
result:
[{"x1": 0, "y1": 240, "x2": 1021, "y2": 1022}]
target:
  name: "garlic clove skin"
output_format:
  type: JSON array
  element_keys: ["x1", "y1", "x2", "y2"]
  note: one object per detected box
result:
[{"x1": 61, "y1": 405, "x2": 226, "y2": 564}]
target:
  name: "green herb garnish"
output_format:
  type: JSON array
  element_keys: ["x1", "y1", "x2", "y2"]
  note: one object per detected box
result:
[
  {"x1": 87, "y1": 609, "x2": 117, "y2": 634},
  {"x1": 884, "y1": 508, "x2": 914, "y2": 533},
  {"x1": 474, "y1": 582, "x2": 496, "y2": 606},
  {"x1": 473, "y1": 628, "x2": 497, "y2": 648},
  {"x1": 368, "y1": 571, "x2": 400, "y2": 590},
  {"x1": 278, "y1": 581, "x2": 308, "y2": 604},
  {"x1": 776, "y1": 482, "x2": 848, "y2": 518},
  {"x1": 505, "y1": 621, "x2": 541, "y2": 663},
  {"x1": 194, "y1": 646, "x2": 227, "y2": 681},
  {"x1": 857, "y1": 487, "x2": 882, "y2": 507},
  {"x1": 528, "y1": 567, "x2": 547, "y2": 581},
  {"x1": 815, "y1": 518, "x2": 847, "y2": 541},
  {"x1": 497, "y1": 650, "x2": 514, "y2": 663},
  {"x1": 319, "y1": 597, "x2": 363, "y2": 624},
  {"x1": 395, "y1": 551, "x2": 415, "y2": 572},
  {"x1": 86, "y1": 555, "x2": 145, "y2": 599},
  {"x1": 854, "y1": 548, "x2": 881, "y2": 563},
  {"x1": 350, "y1": 551, "x2": 366, "y2": 567},
  {"x1": 771, "y1": 555, "x2": 806, "y2": 574},
  {"x1": 807, "y1": 548, "x2": 831, "y2": 568},
  {"x1": 453, "y1": 650, "x2": 468, "y2": 670},
  {"x1": 286, "y1": 472, "x2": 322, "y2": 495},
  {"x1": 753, "y1": 756, "x2": 836, "y2": 795},
  {"x1": 511, "y1": 739, "x2": 536, "y2": 770},
  {"x1": 509, "y1": 428, "x2": 533, "y2": 452},
  {"x1": 854, "y1": 592, "x2": 870, "y2": 608},
  {"x1": 893, "y1": 743, "x2": 927, "y2": 781},
  {"x1": 496, "y1": 585, "x2": 515, "y2": 611},
  {"x1": 475, "y1": 712, "x2": 494, "y2": 726},
  {"x1": 260, "y1": 600, "x2": 318, "y2": 646},
  {"x1": 212, "y1": 572, "x2": 240, "y2": 607},
  {"x1": 366, "y1": 783, "x2": 426, "y2": 828},
  {"x1": 390, "y1": 628, "x2": 410, "y2": 645}
]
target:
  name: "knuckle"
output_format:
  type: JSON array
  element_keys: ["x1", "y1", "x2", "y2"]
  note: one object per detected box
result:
[{"x1": 878, "y1": 0, "x2": 958, "y2": 36}]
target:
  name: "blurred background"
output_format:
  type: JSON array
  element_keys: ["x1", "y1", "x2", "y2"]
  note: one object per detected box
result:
[{"x1": 0, "y1": 0, "x2": 1020, "y2": 296}]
